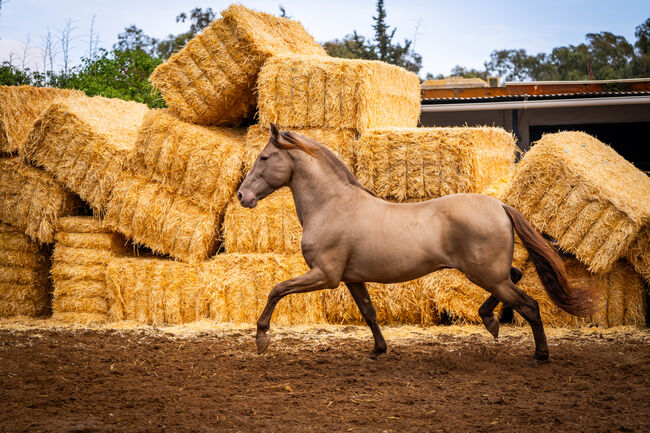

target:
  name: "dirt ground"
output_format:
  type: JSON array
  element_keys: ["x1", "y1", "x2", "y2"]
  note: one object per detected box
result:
[{"x1": 0, "y1": 321, "x2": 649, "y2": 433}]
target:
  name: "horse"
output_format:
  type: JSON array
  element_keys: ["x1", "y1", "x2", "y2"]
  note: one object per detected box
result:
[{"x1": 237, "y1": 123, "x2": 597, "y2": 361}]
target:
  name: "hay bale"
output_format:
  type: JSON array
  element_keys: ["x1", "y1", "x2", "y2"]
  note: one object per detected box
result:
[
  {"x1": 0, "y1": 157, "x2": 80, "y2": 244},
  {"x1": 626, "y1": 225, "x2": 649, "y2": 283},
  {"x1": 150, "y1": 4, "x2": 325, "y2": 125},
  {"x1": 223, "y1": 187, "x2": 301, "y2": 254},
  {"x1": 51, "y1": 217, "x2": 130, "y2": 323},
  {"x1": 104, "y1": 174, "x2": 219, "y2": 263},
  {"x1": 0, "y1": 85, "x2": 82, "y2": 155},
  {"x1": 258, "y1": 55, "x2": 421, "y2": 130},
  {"x1": 323, "y1": 280, "x2": 439, "y2": 326},
  {"x1": 503, "y1": 131, "x2": 650, "y2": 273},
  {"x1": 223, "y1": 125, "x2": 358, "y2": 254},
  {"x1": 24, "y1": 96, "x2": 149, "y2": 213},
  {"x1": 244, "y1": 124, "x2": 357, "y2": 170},
  {"x1": 517, "y1": 256, "x2": 646, "y2": 328},
  {"x1": 0, "y1": 223, "x2": 50, "y2": 317},
  {"x1": 356, "y1": 127, "x2": 516, "y2": 202},
  {"x1": 129, "y1": 109, "x2": 246, "y2": 212},
  {"x1": 106, "y1": 253, "x2": 325, "y2": 325}
]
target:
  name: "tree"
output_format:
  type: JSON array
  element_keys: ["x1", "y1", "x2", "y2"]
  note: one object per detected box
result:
[
  {"x1": 323, "y1": 32, "x2": 376, "y2": 60},
  {"x1": 115, "y1": 25, "x2": 155, "y2": 54},
  {"x1": 586, "y1": 31, "x2": 634, "y2": 79},
  {"x1": 635, "y1": 18, "x2": 650, "y2": 55},
  {"x1": 0, "y1": 62, "x2": 33, "y2": 85},
  {"x1": 176, "y1": 7, "x2": 215, "y2": 35},
  {"x1": 324, "y1": 0, "x2": 422, "y2": 73},
  {"x1": 449, "y1": 65, "x2": 488, "y2": 80},
  {"x1": 52, "y1": 48, "x2": 164, "y2": 107}
]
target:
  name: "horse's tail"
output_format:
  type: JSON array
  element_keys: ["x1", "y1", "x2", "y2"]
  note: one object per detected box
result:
[{"x1": 502, "y1": 204, "x2": 598, "y2": 317}]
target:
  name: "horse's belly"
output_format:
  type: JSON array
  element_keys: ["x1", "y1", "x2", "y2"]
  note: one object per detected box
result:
[{"x1": 341, "y1": 242, "x2": 448, "y2": 284}]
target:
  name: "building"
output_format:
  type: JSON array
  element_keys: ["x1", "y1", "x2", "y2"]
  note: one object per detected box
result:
[{"x1": 420, "y1": 78, "x2": 650, "y2": 171}]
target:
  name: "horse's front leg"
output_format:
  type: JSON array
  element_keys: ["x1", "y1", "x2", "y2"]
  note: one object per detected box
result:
[
  {"x1": 256, "y1": 267, "x2": 333, "y2": 354},
  {"x1": 345, "y1": 282, "x2": 387, "y2": 358}
]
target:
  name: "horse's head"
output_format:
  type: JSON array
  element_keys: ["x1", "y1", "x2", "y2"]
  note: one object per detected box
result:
[{"x1": 237, "y1": 123, "x2": 317, "y2": 208}]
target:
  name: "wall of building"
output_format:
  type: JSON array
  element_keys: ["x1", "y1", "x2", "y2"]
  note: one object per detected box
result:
[{"x1": 420, "y1": 103, "x2": 650, "y2": 159}]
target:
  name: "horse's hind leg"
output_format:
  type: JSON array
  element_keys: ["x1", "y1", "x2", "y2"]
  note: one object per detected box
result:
[
  {"x1": 478, "y1": 267, "x2": 523, "y2": 339},
  {"x1": 487, "y1": 280, "x2": 549, "y2": 361},
  {"x1": 479, "y1": 296, "x2": 500, "y2": 339},
  {"x1": 345, "y1": 282, "x2": 387, "y2": 358}
]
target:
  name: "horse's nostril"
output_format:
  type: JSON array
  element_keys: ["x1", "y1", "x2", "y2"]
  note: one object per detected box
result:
[{"x1": 237, "y1": 191, "x2": 243, "y2": 201}]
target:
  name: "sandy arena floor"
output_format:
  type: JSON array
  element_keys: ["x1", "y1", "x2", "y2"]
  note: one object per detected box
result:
[{"x1": 0, "y1": 319, "x2": 649, "y2": 432}]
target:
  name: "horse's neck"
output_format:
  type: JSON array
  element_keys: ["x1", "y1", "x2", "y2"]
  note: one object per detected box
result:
[{"x1": 288, "y1": 151, "x2": 350, "y2": 225}]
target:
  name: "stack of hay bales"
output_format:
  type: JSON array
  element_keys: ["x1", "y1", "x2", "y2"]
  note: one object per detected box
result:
[
  {"x1": 101, "y1": 4, "x2": 334, "y2": 325},
  {"x1": 51, "y1": 217, "x2": 131, "y2": 324},
  {"x1": 504, "y1": 131, "x2": 650, "y2": 327},
  {"x1": 103, "y1": 110, "x2": 246, "y2": 263},
  {"x1": 0, "y1": 157, "x2": 81, "y2": 244},
  {"x1": 24, "y1": 96, "x2": 149, "y2": 213},
  {"x1": 0, "y1": 85, "x2": 82, "y2": 155},
  {"x1": 0, "y1": 223, "x2": 50, "y2": 317},
  {"x1": 106, "y1": 254, "x2": 325, "y2": 325},
  {"x1": 149, "y1": 4, "x2": 326, "y2": 125}
]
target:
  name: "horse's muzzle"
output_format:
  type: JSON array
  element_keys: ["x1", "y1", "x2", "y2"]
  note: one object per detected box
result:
[{"x1": 237, "y1": 189, "x2": 258, "y2": 208}]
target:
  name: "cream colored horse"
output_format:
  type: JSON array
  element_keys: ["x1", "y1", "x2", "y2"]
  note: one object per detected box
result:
[{"x1": 237, "y1": 124, "x2": 596, "y2": 361}]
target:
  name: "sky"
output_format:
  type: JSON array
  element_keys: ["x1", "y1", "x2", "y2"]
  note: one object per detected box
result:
[{"x1": 0, "y1": 0, "x2": 647, "y2": 77}]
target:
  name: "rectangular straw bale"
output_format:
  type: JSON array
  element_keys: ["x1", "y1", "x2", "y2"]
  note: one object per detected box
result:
[
  {"x1": 503, "y1": 131, "x2": 650, "y2": 273},
  {"x1": 0, "y1": 283, "x2": 49, "y2": 317},
  {"x1": 257, "y1": 55, "x2": 421, "y2": 130},
  {"x1": 322, "y1": 280, "x2": 439, "y2": 326},
  {"x1": 356, "y1": 127, "x2": 516, "y2": 202},
  {"x1": 206, "y1": 254, "x2": 325, "y2": 326},
  {"x1": 517, "y1": 256, "x2": 646, "y2": 327},
  {"x1": 51, "y1": 216, "x2": 131, "y2": 323},
  {"x1": 0, "y1": 223, "x2": 41, "y2": 252},
  {"x1": 0, "y1": 223, "x2": 51, "y2": 317},
  {"x1": 244, "y1": 124, "x2": 357, "y2": 171},
  {"x1": 104, "y1": 175, "x2": 219, "y2": 263},
  {"x1": 107, "y1": 253, "x2": 325, "y2": 325},
  {"x1": 223, "y1": 187, "x2": 301, "y2": 254},
  {"x1": 24, "y1": 96, "x2": 149, "y2": 213},
  {"x1": 626, "y1": 225, "x2": 650, "y2": 283},
  {"x1": 150, "y1": 4, "x2": 325, "y2": 125},
  {"x1": 0, "y1": 85, "x2": 82, "y2": 155},
  {"x1": 129, "y1": 109, "x2": 246, "y2": 212},
  {"x1": 0, "y1": 158, "x2": 80, "y2": 243}
]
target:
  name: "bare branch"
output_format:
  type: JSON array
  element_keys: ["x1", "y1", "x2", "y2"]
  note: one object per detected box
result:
[{"x1": 58, "y1": 18, "x2": 76, "y2": 74}]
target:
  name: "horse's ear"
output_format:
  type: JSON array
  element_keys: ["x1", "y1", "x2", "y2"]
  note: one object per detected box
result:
[{"x1": 269, "y1": 123, "x2": 279, "y2": 140}]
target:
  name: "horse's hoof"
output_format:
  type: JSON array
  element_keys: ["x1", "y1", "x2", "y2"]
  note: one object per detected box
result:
[
  {"x1": 532, "y1": 352, "x2": 550, "y2": 362},
  {"x1": 256, "y1": 333, "x2": 270, "y2": 355},
  {"x1": 366, "y1": 346, "x2": 387, "y2": 359},
  {"x1": 482, "y1": 317, "x2": 499, "y2": 339}
]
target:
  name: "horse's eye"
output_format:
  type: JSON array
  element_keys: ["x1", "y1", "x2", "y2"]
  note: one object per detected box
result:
[{"x1": 260, "y1": 155, "x2": 269, "y2": 161}]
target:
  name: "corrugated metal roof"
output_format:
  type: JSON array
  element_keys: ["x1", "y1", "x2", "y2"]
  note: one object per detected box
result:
[{"x1": 421, "y1": 90, "x2": 650, "y2": 105}]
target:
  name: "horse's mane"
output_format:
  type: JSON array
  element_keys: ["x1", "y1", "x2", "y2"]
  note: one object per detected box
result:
[{"x1": 274, "y1": 131, "x2": 377, "y2": 197}]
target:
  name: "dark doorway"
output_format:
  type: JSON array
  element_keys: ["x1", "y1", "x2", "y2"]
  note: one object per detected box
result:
[{"x1": 529, "y1": 122, "x2": 650, "y2": 172}]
